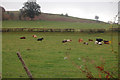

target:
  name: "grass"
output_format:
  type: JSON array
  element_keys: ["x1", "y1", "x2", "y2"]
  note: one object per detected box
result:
[
  {"x1": 0, "y1": 34, "x2": 1, "y2": 74},
  {"x1": 2, "y1": 32, "x2": 118, "y2": 78},
  {"x1": 2, "y1": 20, "x2": 111, "y2": 29}
]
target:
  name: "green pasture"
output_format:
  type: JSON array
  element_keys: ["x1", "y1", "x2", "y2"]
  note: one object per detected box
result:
[
  {"x1": 2, "y1": 32, "x2": 118, "y2": 78},
  {"x1": 2, "y1": 20, "x2": 111, "y2": 29},
  {"x1": 0, "y1": 33, "x2": 2, "y2": 75}
]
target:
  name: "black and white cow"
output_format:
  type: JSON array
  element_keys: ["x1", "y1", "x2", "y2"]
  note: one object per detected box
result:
[
  {"x1": 95, "y1": 38, "x2": 103, "y2": 45},
  {"x1": 62, "y1": 39, "x2": 72, "y2": 43}
]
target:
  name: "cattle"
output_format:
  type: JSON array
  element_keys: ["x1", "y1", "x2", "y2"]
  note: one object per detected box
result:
[
  {"x1": 37, "y1": 38, "x2": 44, "y2": 41},
  {"x1": 33, "y1": 35, "x2": 37, "y2": 38},
  {"x1": 62, "y1": 40, "x2": 67, "y2": 43},
  {"x1": 67, "y1": 39, "x2": 72, "y2": 42},
  {"x1": 98, "y1": 42, "x2": 102, "y2": 45},
  {"x1": 62, "y1": 39, "x2": 72, "y2": 43},
  {"x1": 20, "y1": 37, "x2": 26, "y2": 39},
  {"x1": 83, "y1": 42, "x2": 88, "y2": 45},
  {"x1": 78, "y1": 39, "x2": 83, "y2": 42},
  {"x1": 95, "y1": 38, "x2": 103, "y2": 45},
  {"x1": 96, "y1": 38, "x2": 103, "y2": 42},
  {"x1": 104, "y1": 40, "x2": 109, "y2": 44},
  {"x1": 95, "y1": 41, "x2": 98, "y2": 44},
  {"x1": 88, "y1": 39, "x2": 93, "y2": 41}
]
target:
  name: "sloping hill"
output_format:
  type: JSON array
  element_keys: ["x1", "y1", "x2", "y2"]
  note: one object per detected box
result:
[
  {"x1": 2, "y1": 11, "x2": 112, "y2": 29},
  {"x1": 35, "y1": 13, "x2": 102, "y2": 23},
  {"x1": 4, "y1": 11, "x2": 104, "y2": 23}
]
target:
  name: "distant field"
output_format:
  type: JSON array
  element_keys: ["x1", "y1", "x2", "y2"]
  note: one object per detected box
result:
[
  {"x1": 2, "y1": 32, "x2": 118, "y2": 78},
  {"x1": 2, "y1": 20, "x2": 111, "y2": 29}
]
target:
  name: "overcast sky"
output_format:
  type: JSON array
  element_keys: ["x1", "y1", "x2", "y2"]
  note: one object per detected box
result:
[{"x1": 1, "y1": 0, "x2": 119, "y2": 22}]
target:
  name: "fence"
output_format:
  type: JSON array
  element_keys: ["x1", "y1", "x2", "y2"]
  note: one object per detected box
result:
[{"x1": 1, "y1": 28, "x2": 120, "y2": 32}]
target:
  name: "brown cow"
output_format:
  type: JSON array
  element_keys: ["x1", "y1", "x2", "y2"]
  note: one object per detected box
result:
[
  {"x1": 88, "y1": 39, "x2": 93, "y2": 41},
  {"x1": 78, "y1": 39, "x2": 83, "y2": 42},
  {"x1": 104, "y1": 40, "x2": 109, "y2": 44}
]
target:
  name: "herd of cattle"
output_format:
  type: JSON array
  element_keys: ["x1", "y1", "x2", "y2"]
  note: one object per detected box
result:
[
  {"x1": 20, "y1": 35, "x2": 44, "y2": 41},
  {"x1": 62, "y1": 38, "x2": 111, "y2": 45},
  {"x1": 20, "y1": 35, "x2": 113, "y2": 45}
]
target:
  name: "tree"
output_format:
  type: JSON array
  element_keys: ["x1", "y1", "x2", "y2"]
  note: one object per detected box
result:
[
  {"x1": 60, "y1": 13, "x2": 64, "y2": 16},
  {"x1": 20, "y1": 1, "x2": 41, "y2": 20},
  {"x1": 95, "y1": 16, "x2": 99, "y2": 21},
  {"x1": 10, "y1": 13, "x2": 14, "y2": 20},
  {"x1": 0, "y1": 6, "x2": 5, "y2": 20},
  {"x1": 65, "y1": 13, "x2": 68, "y2": 17}
]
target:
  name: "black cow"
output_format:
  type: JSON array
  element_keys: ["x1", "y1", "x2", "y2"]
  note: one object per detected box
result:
[
  {"x1": 62, "y1": 40, "x2": 67, "y2": 43},
  {"x1": 37, "y1": 38, "x2": 44, "y2": 41},
  {"x1": 96, "y1": 38, "x2": 103, "y2": 42},
  {"x1": 20, "y1": 37, "x2": 26, "y2": 39}
]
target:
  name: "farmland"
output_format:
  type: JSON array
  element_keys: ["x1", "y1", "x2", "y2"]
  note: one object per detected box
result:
[
  {"x1": 2, "y1": 32, "x2": 118, "y2": 78},
  {"x1": 1, "y1": 2, "x2": 119, "y2": 79}
]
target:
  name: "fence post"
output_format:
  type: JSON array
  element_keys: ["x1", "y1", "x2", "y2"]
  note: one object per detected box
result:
[{"x1": 17, "y1": 52, "x2": 33, "y2": 80}]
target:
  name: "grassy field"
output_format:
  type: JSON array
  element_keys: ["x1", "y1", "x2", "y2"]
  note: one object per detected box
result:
[
  {"x1": 2, "y1": 20, "x2": 111, "y2": 29},
  {"x1": 0, "y1": 33, "x2": 2, "y2": 77},
  {"x1": 2, "y1": 32, "x2": 118, "y2": 78}
]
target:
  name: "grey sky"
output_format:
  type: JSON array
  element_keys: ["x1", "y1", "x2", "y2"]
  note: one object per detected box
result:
[
  {"x1": 1, "y1": 0, "x2": 119, "y2": 22},
  {"x1": 1, "y1": 0, "x2": 119, "y2": 2}
]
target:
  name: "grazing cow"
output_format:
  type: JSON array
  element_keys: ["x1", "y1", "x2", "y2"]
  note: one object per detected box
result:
[
  {"x1": 83, "y1": 42, "x2": 88, "y2": 45},
  {"x1": 95, "y1": 41, "x2": 98, "y2": 44},
  {"x1": 37, "y1": 38, "x2": 44, "y2": 41},
  {"x1": 104, "y1": 40, "x2": 109, "y2": 44},
  {"x1": 88, "y1": 39, "x2": 93, "y2": 41},
  {"x1": 96, "y1": 38, "x2": 103, "y2": 42},
  {"x1": 78, "y1": 39, "x2": 83, "y2": 42},
  {"x1": 67, "y1": 39, "x2": 72, "y2": 42},
  {"x1": 98, "y1": 42, "x2": 102, "y2": 45},
  {"x1": 95, "y1": 38, "x2": 103, "y2": 45},
  {"x1": 33, "y1": 35, "x2": 37, "y2": 38},
  {"x1": 62, "y1": 39, "x2": 72, "y2": 43},
  {"x1": 20, "y1": 37, "x2": 26, "y2": 39},
  {"x1": 62, "y1": 40, "x2": 67, "y2": 43}
]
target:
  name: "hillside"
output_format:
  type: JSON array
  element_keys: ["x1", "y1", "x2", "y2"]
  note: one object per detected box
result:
[
  {"x1": 3, "y1": 11, "x2": 104, "y2": 23},
  {"x1": 2, "y1": 11, "x2": 113, "y2": 29},
  {"x1": 34, "y1": 13, "x2": 103, "y2": 23}
]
